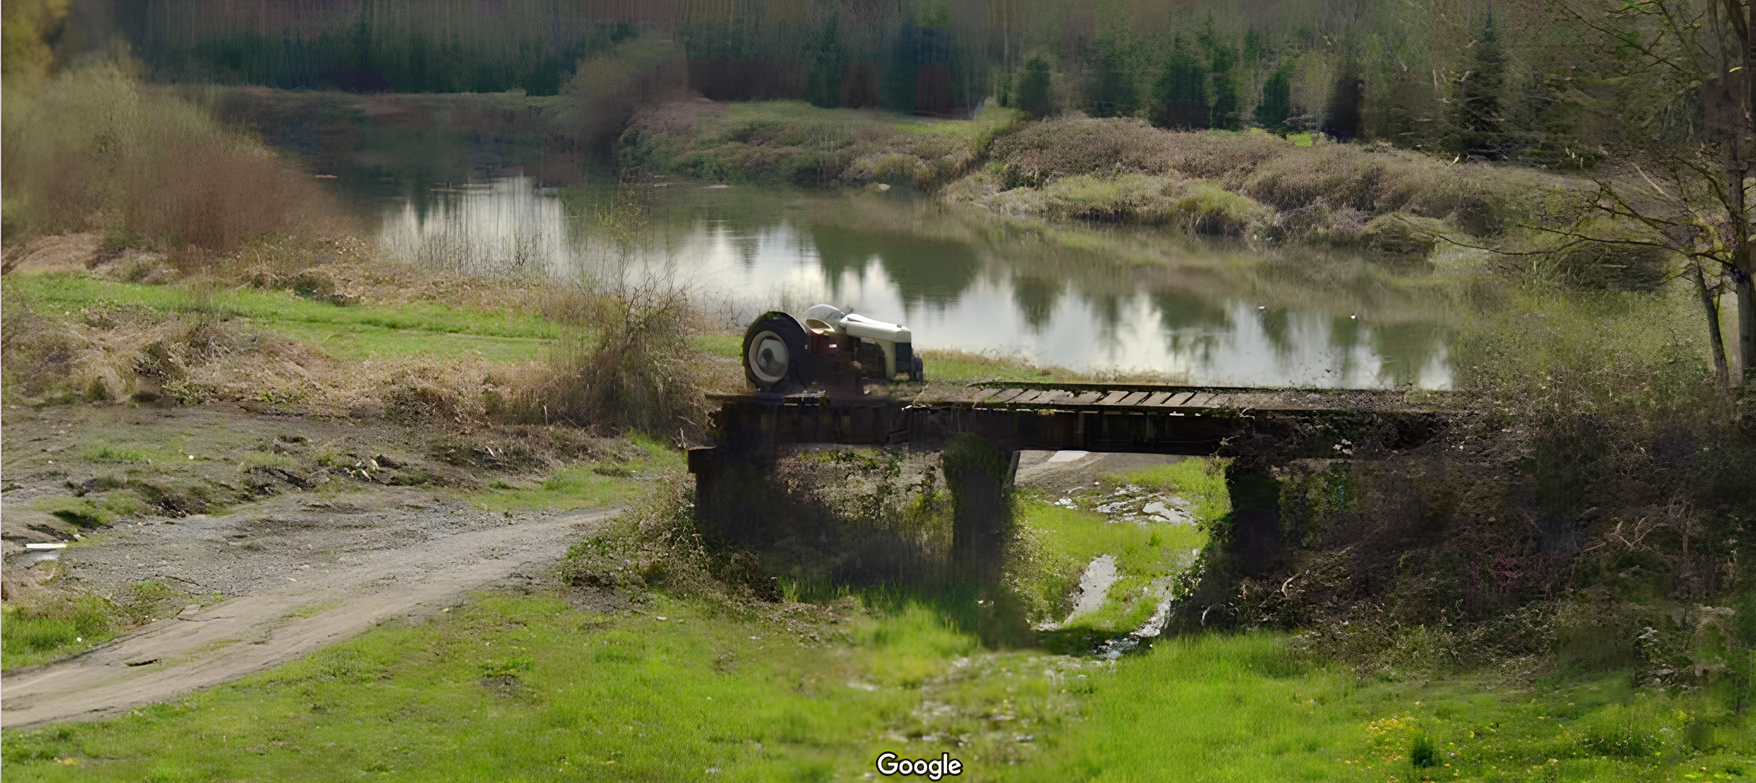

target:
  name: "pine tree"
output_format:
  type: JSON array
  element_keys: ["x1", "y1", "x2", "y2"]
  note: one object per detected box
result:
[
  {"x1": 1208, "y1": 43, "x2": 1241, "y2": 130},
  {"x1": 1088, "y1": 51, "x2": 1139, "y2": 118},
  {"x1": 1323, "y1": 55, "x2": 1363, "y2": 141},
  {"x1": 804, "y1": 16, "x2": 847, "y2": 109},
  {"x1": 1151, "y1": 38, "x2": 1208, "y2": 130},
  {"x1": 1016, "y1": 55, "x2": 1052, "y2": 118},
  {"x1": 1254, "y1": 62, "x2": 1293, "y2": 132},
  {"x1": 1450, "y1": 12, "x2": 1506, "y2": 158}
]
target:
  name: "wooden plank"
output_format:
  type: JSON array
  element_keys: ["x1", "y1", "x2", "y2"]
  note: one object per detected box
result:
[
  {"x1": 984, "y1": 388, "x2": 1029, "y2": 405},
  {"x1": 1117, "y1": 391, "x2": 1151, "y2": 406},
  {"x1": 1183, "y1": 393, "x2": 1216, "y2": 408},
  {"x1": 1140, "y1": 392, "x2": 1175, "y2": 406},
  {"x1": 1032, "y1": 390, "x2": 1070, "y2": 406},
  {"x1": 970, "y1": 388, "x2": 1007, "y2": 404},
  {"x1": 1007, "y1": 390, "x2": 1050, "y2": 405},
  {"x1": 1161, "y1": 392, "x2": 1198, "y2": 407},
  {"x1": 1095, "y1": 391, "x2": 1131, "y2": 406},
  {"x1": 1066, "y1": 391, "x2": 1107, "y2": 406}
]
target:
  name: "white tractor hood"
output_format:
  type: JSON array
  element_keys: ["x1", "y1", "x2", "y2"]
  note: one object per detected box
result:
[{"x1": 839, "y1": 313, "x2": 911, "y2": 343}]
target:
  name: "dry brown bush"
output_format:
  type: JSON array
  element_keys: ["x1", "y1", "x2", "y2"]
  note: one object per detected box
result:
[
  {"x1": 2, "y1": 62, "x2": 342, "y2": 253},
  {"x1": 515, "y1": 277, "x2": 706, "y2": 438},
  {"x1": 120, "y1": 138, "x2": 337, "y2": 254},
  {"x1": 1155, "y1": 131, "x2": 1298, "y2": 182},
  {"x1": 988, "y1": 117, "x2": 1177, "y2": 186},
  {"x1": 1242, "y1": 144, "x2": 1530, "y2": 232}
]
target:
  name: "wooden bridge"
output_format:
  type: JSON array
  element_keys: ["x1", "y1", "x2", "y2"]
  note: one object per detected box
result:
[
  {"x1": 687, "y1": 381, "x2": 1454, "y2": 579},
  {"x1": 691, "y1": 381, "x2": 1448, "y2": 458}
]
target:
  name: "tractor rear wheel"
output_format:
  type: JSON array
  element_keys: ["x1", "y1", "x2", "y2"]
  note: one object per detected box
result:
[{"x1": 742, "y1": 313, "x2": 809, "y2": 393}]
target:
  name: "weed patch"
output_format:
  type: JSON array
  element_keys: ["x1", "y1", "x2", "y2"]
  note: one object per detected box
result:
[{"x1": 1, "y1": 595, "x2": 115, "y2": 669}]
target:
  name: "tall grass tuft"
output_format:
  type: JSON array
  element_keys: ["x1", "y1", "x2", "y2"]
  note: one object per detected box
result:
[
  {"x1": 1409, "y1": 732, "x2": 1438, "y2": 768},
  {"x1": 528, "y1": 276, "x2": 706, "y2": 437}
]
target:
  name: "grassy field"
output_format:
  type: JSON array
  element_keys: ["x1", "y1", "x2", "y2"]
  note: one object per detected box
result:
[
  {"x1": 4, "y1": 453, "x2": 1752, "y2": 780},
  {"x1": 6, "y1": 590, "x2": 1748, "y2": 781},
  {"x1": 6, "y1": 274, "x2": 560, "y2": 363}
]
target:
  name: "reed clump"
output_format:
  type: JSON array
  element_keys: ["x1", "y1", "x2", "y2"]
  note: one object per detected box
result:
[
  {"x1": 521, "y1": 277, "x2": 706, "y2": 438},
  {"x1": 2, "y1": 61, "x2": 340, "y2": 254}
]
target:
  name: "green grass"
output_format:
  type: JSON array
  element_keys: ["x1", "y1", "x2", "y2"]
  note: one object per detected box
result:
[
  {"x1": 7, "y1": 274, "x2": 559, "y2": 361},
  {"x1": 1023, "y1": 632, "x2": 1756, "y2": 782},
  {"x1": 466, "y1": 434, "x2": 686, "y2": 512},
  {"x1": 31, "y1": 494, "x2": 147, "y2": 528},
  {"x1": 689, "y1": 332, "x2": 743, "y2": 360},
  {"x1": 1017, "y1": 459, "x2": 1227, "y2": 638},
  {"x1": 78, "y1": 444, "x2": 148, "y2": 463},
  {"x1": 916, "y1": 348, "x2": 1072, "y2": 385},
  {"x1": 0, "y1": 592, "x2": 1027, "y2": 781},
  {"x1": 1290, "y1": 131, "x2": 1315, "y2": 147},
  {"x1": 7, "y1": 593, "x2": 1748, "y2": 781},
  {"x1": 1102, "y1": 459, "x2": 1232, "y2": 527},
  {"x1": 1020, "y1": 502, "x2": 1205, "y2": 635},
  {"x1": 1, "y1": 598, "x2": 116, "y2": 670}
]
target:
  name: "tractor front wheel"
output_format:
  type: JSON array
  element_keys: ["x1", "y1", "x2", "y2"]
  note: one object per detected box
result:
[{"x1": 742, "y1": 313, "x2": 809, "y2": 394}]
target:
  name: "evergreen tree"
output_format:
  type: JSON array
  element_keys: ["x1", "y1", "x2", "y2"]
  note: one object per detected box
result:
[
  {"x1": 1208, "y1": 43, "x2": 1241, "y2": 130},
  {"x1": 1016, "y1": 55, "x2": 1052, "y2": 118},
  {"x1": 1151, "y1": 38, "x2": 1208, "y2": 130},
  {"x1": 1254, "y1": 62, "x2": 1293, "y2": 132},
  {"x1": 1087, "y1": 51, "x2": 1139, "y2": 118},
  {"x1": 804, "y1": 16, "x2": 847, "y2": 109},
  {"x1": 880, "y1": 29, "x2": 918, "y2": 114},
  {"x1": 1450, "y1": 12, "x2": 1506, "y2": 158},
  {"x1": 1323, "y1": 54, "x2": 1363, "y2": 141}
]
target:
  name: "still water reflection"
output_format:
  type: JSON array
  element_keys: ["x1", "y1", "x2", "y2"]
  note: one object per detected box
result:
[{"x1": 367, "y1": 175, "x2": 1454, "y2": 388}]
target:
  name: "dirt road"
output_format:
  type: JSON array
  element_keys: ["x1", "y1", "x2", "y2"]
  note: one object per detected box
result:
[
  {"x1": 1, "y1": 404, "x2": 639, "y2": 729},
  {"x1": 2, "y1": 504, "x2": 617, "y2": 729}
]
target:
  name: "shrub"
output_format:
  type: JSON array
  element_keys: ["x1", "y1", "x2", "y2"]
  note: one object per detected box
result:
[
  {"x1": 997, "y1": 173, "x2": 1269, "y2": 237},
  {"x1": 989, "y1": 116, "x2": 1176, "y2": 187},
  {"x1": 2, "y1": 61, "x2": 338, "y2": 252},
  {"x1": 619, "y1": 100, "x2": 1013, "y2": 190},
  {"x1": 1409, "y1": 733, "x2": 1438, "y2": 768},
  {"x1": 1241, "y1": 143, "x2": 1533, "y2": 234},
  {"x1": 525, "y1": 276, "x2": 705, "y2": 437},
  {"x1": 1358, "y1": 212, "x2": 1449, "y2": 257}
]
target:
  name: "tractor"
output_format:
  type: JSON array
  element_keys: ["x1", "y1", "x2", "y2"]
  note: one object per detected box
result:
[{"x1": 742, "y1": 305, "x2": 925, "y2": 394}]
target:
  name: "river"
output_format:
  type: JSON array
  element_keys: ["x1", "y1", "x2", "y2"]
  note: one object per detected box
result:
[{"x1": 290, "y1": 99, "x2": 1458, "y2": 389}]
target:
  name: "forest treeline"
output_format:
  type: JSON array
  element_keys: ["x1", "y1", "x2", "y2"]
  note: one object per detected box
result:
[{"x1": 49, "y1": 0, "x2": 1649, "y2": 167}]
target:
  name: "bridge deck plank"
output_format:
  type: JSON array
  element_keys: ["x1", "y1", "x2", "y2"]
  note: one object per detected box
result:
[
  {"x1": 1032, "y1": 390, "x2": 1070, "y2": 406},
  {"x1": 1141, "y1": 392, "x2": 1175, "y2": 406},
  {"x1": 1096, "y1": 391, "x2": 1132, "y2": 406},
  {"x1": 970, "y1": 388, "x2": 1006, "y2": 404},
  {"x1": 985, "y1": 389, "x2": 1029, "y2": 405},
  {"x1": 1182, "y1": 393, "x2": 1217, "y2": 408},
  {"x1": 1066, "y1": 391, "x2": 1106, "y2": 406}
]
